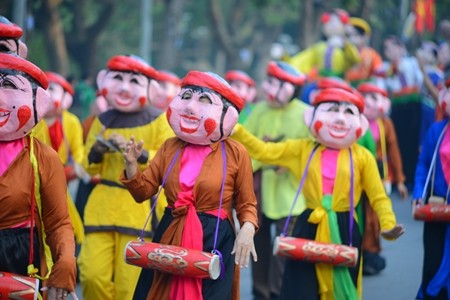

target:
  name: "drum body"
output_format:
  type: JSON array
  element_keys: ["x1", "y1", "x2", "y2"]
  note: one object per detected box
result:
[
  {"x1": 0, "y1": 271, "x2": 39, "y2": 300},
  {"x1": 124, "y1": 241, "x2": 221, "y2": 280},
  {"x1": 413, "y1": 204, "x2": 450, "y2": 222},
  {"x1": 273, "y1": 236, "x2": 358, "y2": 267}
]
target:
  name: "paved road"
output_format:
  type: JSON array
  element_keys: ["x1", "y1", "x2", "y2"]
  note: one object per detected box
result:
[{"x1": 73, "y1": 190, "x2": 423, "y2": 300}]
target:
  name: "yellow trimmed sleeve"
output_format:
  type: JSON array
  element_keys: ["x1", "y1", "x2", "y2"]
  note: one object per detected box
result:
[
  {"x1": 63, "y1": 111, "x2": 85, "y2": 165},
  {"x1": 360, "y1": 147, "x2": 397, "y2": 233},
  {"x1": 232, "y1": 124, "x2": 304, "y2": 174},
  {"x1": 82, "y1": 117, "x2": 103, "y2": 175}
]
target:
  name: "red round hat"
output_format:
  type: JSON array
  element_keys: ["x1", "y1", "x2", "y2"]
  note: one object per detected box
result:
[
  {"x1": 357, "y1": 82, "x2": 388, "y2": 97},
  {"x1": 107, "y1": 55, "x2": 159, "y2": 79},
  {"x1": 224, "y1": 70, "x2": 255, "y2": 87},
  {"x1": 316, "y1": 77, "x2": 353, "y2": 92},
  {"x1": 181, "y1": 70, "x2": 244, "y2": 111},
  {"x1": 45, "y1": 71, "x2": 74, "y2": 96},
  {"x1": 156, "y1": 70, "x2": 181, "y2": 85},
  {"x1": 267, "y1": 61, "x2": 306, "y2": 86},
  {"x1": 0, "y1": 53, "x2": 48, "y2": 89},
  {"x1": 0, "y1": 16, "x2": 23, "y2": 39},
  {"x1": 313, "y1": 87, "x2": 364, "y2": 112}
]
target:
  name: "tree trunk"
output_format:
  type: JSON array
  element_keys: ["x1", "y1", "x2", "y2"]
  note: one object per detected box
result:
[
  {"x1": 157, "y1": 0, "x2": 186, "y2": 70},
  {"x1": 67, "y1": 0, "x2": 114, "y2": 78},
  {"x1": 41, "y1": 0, "x2": 69, "y2": 76}
]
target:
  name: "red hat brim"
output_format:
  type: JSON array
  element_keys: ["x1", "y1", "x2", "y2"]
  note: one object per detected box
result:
[
  {"x1": 45, "y1": 71, "x2": 74, "y2": 96},
  {"x1": 181, "y1": 70, "x2": 244, "y2": 111},
  {"x1": 0, "y1": 22, "x2": 23, "y2": 39},
  {"x1": 313, "y1": 87, "x2": 364, "y2": 112},
  {"x1": 357, "y1": 83, "x2": 388, "y2": 97},
  {"x1": 0, "y1": 53, "x2": 48, "y2": 89},
  {"x1": 224, "y1": 70, "x2": 255, "y2": 87},
  {"x1": 267, "y1": 61, "x2": 306, "y2": 86},
  {"x1": 107, "y1": 55, "x2": 158, "y2": 79}
]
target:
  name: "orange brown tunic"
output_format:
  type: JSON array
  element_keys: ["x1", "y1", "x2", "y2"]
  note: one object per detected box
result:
[
  {"x1": 0, "y1": 137, "x2": 76, "y2": 292},
  {"x1": 121, "y1": 137, "x2": 258, "y2": 300}
]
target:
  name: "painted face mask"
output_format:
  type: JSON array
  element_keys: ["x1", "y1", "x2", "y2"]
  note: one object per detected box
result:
[
  {"x1": 96, "y1": 55, "x2": 160, "y2": 113},
  {"x1": 225, "y1": 70, "x2": 257, "y2": 104},
  {"x1": 357, "y1": 83, "x2": 390, "y2": 121},
  {"x1": 0, "y1": 16, "x2": 27, "y2": 58},
  {"x1": 167, "y1": 70, "x2": 243, "y2": 145},
  {"x1": 152, "y1": 70, "x2": 181, "y2": 111},
  {"x1": 44, "y1": 71, "x2": 74, "y2": 118},
  {"x1": 0, "y1": 53, "x2": 52, "y2": 141},
  {"x1": 261, "y1": 61, "x2": 306, "y2": 108},
  {"x1": 304, "y1": 88, "x2": 368, "y2": 149}
]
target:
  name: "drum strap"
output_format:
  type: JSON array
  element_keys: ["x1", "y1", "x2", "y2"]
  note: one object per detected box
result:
[
  {"x1": 422, "y1": 122, "x2": 449, "y2": 201},
  {"x1": 281, "y1": 144, "x2": 356, "y2": 246},
  {"x1": 138, "y1": 142, "x2": 227, "y2": 275}
]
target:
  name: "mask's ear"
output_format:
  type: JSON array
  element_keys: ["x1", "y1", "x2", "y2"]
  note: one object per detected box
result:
[
  {"x1": 246, "y1": 86, "x2": 257, "y2": 103},
  {"x1": 148, "y1": 79, "x2": 162, "y2": 103},
  {"x1": 222, "y1": 107, "x2": 239, "y2": 137},
  {"x1": 96, "y1": 69, "x2": 107, "y2": 90},
  {"x1": 62, "y1": 92, "x2": 74, "y2": 110},
  {"x1": 18, "y1": 40, "x2": 28, "y2": 59},
  {"x1": 359, "y1": 113, "x2": 369, "y2": 137},
  {"x1": 35, "y1": 87, "x2": 52, "y2": 121},
  {"x1": 303, "y1": 106, "x2": 315, "y2": 129}
]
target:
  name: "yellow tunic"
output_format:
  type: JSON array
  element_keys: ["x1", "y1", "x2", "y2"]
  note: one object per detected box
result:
[
  {"x1": 82, "y1": 111, "x2": 174, "y2": 234},
  {"x1": 233, "y1": 124, "x2": 397, "y2": 299},
  {"x1": 287, "y1": 41, "x2": 360, "y2": 78},
  {"x1": 33, "y1": 110, "x2": 85, "y2": 243}
]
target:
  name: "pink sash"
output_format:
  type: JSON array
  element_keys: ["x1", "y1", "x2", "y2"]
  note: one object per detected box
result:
[{"x1": 170, "y1": 144, "x2": 212, "y2": 300}]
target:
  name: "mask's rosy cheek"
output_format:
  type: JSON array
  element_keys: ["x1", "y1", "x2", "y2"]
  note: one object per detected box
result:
[
  {"x1": 204, "y1": 118, "x2": 216, "y2": 137},
  {"x1": 17, "y1": 105, "x2": 32, "y2": 131},
  {"x1": 139, "y1": 96, "x2": 146, "y2": 107},
  {"x1": 101, "y1": 88, "x2": 108, "y2": 98},
  {"x1": 166, "y1": 107, "x2": 172, "y2": 122},
  {"x1": 356, "y1": 127, "x2": 362, "y2": 139},
  {"x1": 314, "y1": 120, "x2": 323, "y2": 134},
  {"x1": 442, "y1": 102, "x2": 447, "y2": 112}
]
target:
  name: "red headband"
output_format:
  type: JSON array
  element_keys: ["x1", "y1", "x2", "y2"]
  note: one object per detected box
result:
[
  {"x1": 357, "y1": 83, "x2": 388, "y2": 97},
  {"x1": 45, "y1": 71, "x2": 74, "y2": 96},
  {"x1": 182, "y1": 70, "x2": 244, "y2": 111},
  {"x1": 267, "y1": 61, "x2": 306, "y2": 86},
  {"x1": 313, "y1": 87, "x2": 364, "y2": 112},
  {"x1": 156, "y1": 70, "x2": 181, "y2": 85},
  {"x1": 0, "y1": 53, "x2": 48, "y2": 89},
  {"x1": 316, "y1": 77, "x2": 353, "y2": 92},
  {"x1": 107, "y1": 55, "x2": 158, "y2": 79},
  {"x1": 224, "y1": 70, "x2": 255, "y2": 87},
  {"x1": 0, "y1": 22, "x2": 23, "y2": 39}
]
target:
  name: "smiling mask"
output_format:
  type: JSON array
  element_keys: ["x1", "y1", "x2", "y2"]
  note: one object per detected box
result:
[
  {"x1": 167, "y1": 70, "x2": 243, "y2": 145},
  {"x1": 304, "y1": 87, "x2": 368, "y2": 149}
]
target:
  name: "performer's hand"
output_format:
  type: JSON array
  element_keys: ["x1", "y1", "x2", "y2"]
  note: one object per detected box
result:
[
  {"x1": 46, "y1": 287, "x2": 78, "y2": 300},
  {"x1": 381, "y1": 224, "x2": 405, "y2": 240},
  {"x1": 123, "y1": 135, "x2": 144, "y2": 179},
  {"x1": 108, "y1": 132, "x2": 128, "y2": 151},
  {"x1": 231, "y1": 222, "x2": 257, "y2": 268},
  {"x1": 412, "y1": 198, "x2": 423, "y2": 216},
  {"x1": 397, "y1": 182, "x2": 409, "y2": 200}
]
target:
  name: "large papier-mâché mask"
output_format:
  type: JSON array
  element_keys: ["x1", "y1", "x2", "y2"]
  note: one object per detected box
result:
[
  {"x1": 97, "y1": 70, "x2": 152, "y2": 113},
  {"x1": 167, "y1": 85, "x2": 239, "y2": 145},
  {"x1": 304, "y1": 101, "x2": 368, "y2": 149},
  {"x1": 0, "y1": 55, "x2": 52, "y2": 141}
]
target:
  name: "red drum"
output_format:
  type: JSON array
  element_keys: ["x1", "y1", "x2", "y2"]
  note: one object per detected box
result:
[
  {"x1": 273, "y1": 236, "x2": 358, "y2": 267},
  {"x1": 413, "y1": 204, "x2": 450, "y2": 222},
  {"x1": 0, "y1": 271, "x2": 39, "y2": 300},
  {"x1": 124, "y1": 241, "x2": 221, "y2": 280}
]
